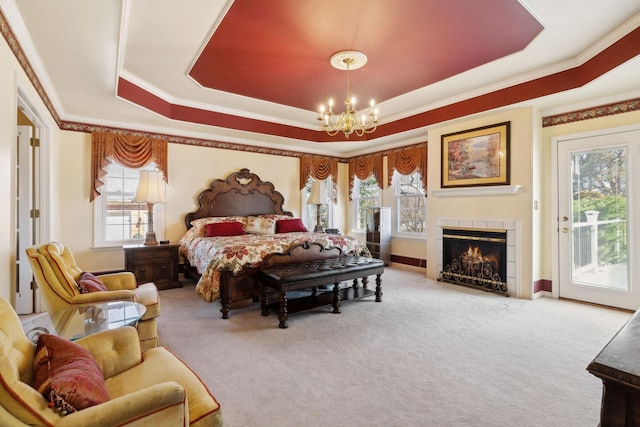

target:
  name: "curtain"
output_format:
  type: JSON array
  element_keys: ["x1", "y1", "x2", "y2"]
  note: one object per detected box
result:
[
  {"x1": 91, "y1": 132, "x2": 168, "y2": 201},
  {"x1": 386, "y1": 144, "x2": 427, "y2": 192},
  {"x1": 348, "y1": 153, "x2": 383, "y2": 201},
  {"x1": 299, "y1": 156, "x2": 338, "y2": 202}
]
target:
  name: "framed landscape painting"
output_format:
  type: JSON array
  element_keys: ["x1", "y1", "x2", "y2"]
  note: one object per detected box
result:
[{"x1": 441, "y1": 121, "x2": 510, "y2": 188}]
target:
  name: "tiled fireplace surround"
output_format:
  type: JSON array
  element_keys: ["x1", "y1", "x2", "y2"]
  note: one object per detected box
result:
[{"x1": 435, "y1": 217, "x2": 521, "y2": 298}]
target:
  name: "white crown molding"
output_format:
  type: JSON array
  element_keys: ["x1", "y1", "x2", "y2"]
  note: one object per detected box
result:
[{"x1": 0, "y1": 0, "x2": 65, "y2": 116}]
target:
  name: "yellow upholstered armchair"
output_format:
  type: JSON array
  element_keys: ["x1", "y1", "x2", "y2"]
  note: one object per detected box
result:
[
  {"x1": 0, "y1": 297, "x2": 223, "y2": 426},
  {"x1": 26, "y1": 242, "x2": 160, "y2": 352}
]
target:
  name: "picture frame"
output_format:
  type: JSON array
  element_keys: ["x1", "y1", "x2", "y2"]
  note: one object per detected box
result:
[{"x1": 441, "y1": 121, "x2": 510, "y2": 188}]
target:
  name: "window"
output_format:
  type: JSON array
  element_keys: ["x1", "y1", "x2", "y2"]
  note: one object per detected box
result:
[
  {"x1": 94, "y1": 162, "x2": 164, "y2": 247},
  {"x1": 302, "y1": 178, "x2": 334, "y2": 231},
  {"x1": 352, "y1": 176, "x2": 380, "y2": 231},
  {"x1": 393, "y1": 171, "x2": 426, "y2": 236}
]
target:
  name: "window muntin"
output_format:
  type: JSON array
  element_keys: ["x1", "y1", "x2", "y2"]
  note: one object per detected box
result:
[
  {"x1": 94, "y1": 162, "x2": 163, "y2": 247},
  {"x1": 302, "y1": 178, "x2": 334, "y2": 230},
  {"x1": 352, "y1": 176, "x2": 380, "y2": 231},
  {"x1": 394, "y1": 171, "x2": 426, "y2": 236}
]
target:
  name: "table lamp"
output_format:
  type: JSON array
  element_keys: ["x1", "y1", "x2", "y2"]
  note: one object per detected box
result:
[
  {"x1": 133, "y1": 170, "x2": 166, "y2": 245},
  {"x1": 307, "y1": 180, "x2": 326, "y2": 233}
]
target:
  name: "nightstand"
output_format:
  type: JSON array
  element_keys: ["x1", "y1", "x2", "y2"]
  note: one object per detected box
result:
[{"x1": 124, "y1": 244, "x2": 182, "y2": 290}]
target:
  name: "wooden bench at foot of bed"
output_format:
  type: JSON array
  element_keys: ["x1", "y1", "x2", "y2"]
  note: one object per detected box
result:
[{"x1": 258, "y1": 243, "x2": 384, "y2": 328}]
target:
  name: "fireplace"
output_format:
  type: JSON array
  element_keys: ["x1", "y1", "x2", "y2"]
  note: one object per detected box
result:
[{"x1": 438, "y1": 227, "x2": 508, "y2": 295}]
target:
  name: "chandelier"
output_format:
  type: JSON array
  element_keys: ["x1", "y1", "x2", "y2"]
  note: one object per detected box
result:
[{"x1": 317, "y1": 51, "x2": 379, "y2": 139}]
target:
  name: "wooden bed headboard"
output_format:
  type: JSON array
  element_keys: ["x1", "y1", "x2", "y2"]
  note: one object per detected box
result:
[{"x1": 185, "y1": 168, "x2": 293, "y2": 229}]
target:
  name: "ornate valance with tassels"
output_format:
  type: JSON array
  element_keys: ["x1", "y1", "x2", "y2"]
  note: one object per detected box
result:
[
  {"x1": 91, "y1": 132, "x2": 168, "y2": 201},
  {"x1": 386, "y1": 144, "x2": 427, "y2": 192},
  {"x1": 348, "y1": 154, "x2": 384, "y2": 201},
  {"x1": 299, "y1": 156, "x2": 338, "y2": 202}
]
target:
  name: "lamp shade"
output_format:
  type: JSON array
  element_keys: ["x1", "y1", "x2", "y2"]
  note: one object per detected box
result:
[
  {"x1": 133, "y1": 170, "x2": 166, "y2": 204},
  {"x1": 307, "y1": 180, "x2": 326, "y2": 205}
]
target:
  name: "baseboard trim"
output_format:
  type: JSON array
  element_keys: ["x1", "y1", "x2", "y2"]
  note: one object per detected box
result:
[
  {"x1": 534, "y1": 279, "x2": 552, "y2": 293},
  {"x1": 390, "y1": 254, "x2": 427, "y2": 269}
]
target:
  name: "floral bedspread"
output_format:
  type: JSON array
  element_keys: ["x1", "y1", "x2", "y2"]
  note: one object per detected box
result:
[{"x1": 179, "y1": 232, "x2": 371, "y2": 302}]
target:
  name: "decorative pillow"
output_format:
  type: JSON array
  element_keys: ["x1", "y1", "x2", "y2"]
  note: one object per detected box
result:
[
  {"x1": 205, "y1": 221, "x2": 245, "y2": 237},
  {"x1": 33, "y1": 334, "x2": 109, "y2": 415},
  {"x1": 76, "y1": 272, "x2": 108, "y2": 294},
  {"x1": 190, "y1": 216, "x2": 247, "y2": 236},
  {"x1": 258, "y1": 214, "x2": 293, "y2": 220},
  {"x1": 276, "y1": 218, "x2": 308, "y2": 233},
  {"x1": 245, "y1": 216, "x2": 277, "y2": 235}
]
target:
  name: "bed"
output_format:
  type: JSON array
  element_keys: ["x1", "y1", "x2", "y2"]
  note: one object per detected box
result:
[{"x1": 179, "y1": 168, "x2": 370, "y2": 318}]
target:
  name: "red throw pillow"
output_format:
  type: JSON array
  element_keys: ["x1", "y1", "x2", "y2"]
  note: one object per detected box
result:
[
  {"x1": 76, "y1": 272, "x2": 108, "y2": 293},
  {"x1": 205, "y1": 221, "x2": 245, "y2": 237},
  {"x1": 33, "y1": 334, "x2": 109, "y2": 415},
  {"x1": 276, "y1": 218, "x2": 308, "y2": 233}
]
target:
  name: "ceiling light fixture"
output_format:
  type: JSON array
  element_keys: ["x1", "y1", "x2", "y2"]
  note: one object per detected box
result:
[{"x1": 317, "y1": 51, "x2": 379, "y2": 139}]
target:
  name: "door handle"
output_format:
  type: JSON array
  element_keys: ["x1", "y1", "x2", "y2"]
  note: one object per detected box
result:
[{"x1": 562, "y1": 227, "x2": 570, "y2": 233}]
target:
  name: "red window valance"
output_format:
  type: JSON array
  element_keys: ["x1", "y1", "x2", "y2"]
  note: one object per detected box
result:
[
  {"x1": 348, "y1": 154, "x2": 383, "y2": 201},
  {"x1": 91, "y1": 132, "x2": 168, "y2": 201},
  {"x1": 299, "y1": 156, "x2": 338, "y2": 201},
  {"x1": 386, "y1": 144, "x2": 427, "y2": 192}
]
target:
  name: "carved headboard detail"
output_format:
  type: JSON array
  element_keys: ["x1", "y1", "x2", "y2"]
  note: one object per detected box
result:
[{"x1": 185, "y1": 168, "x2": 293, "y2": 229}]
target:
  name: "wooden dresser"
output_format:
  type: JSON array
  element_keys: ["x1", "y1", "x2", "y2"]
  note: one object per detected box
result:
[
  {"x1": 366, "y1": 207, "x2": 391, "y2": 265},
  {"x1": 124, "y1": 244, "x2": 182, "y2": 290},
  {"x1": 587, "y1": 309, "x2": 639, "y2": 426}
]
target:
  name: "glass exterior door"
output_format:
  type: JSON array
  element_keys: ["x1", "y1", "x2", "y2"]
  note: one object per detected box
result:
[{"x1": 557, "y1": 130, "x2": 640, "y2": 309}]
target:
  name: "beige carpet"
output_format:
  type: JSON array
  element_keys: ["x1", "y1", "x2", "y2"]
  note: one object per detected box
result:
[{"x1": 157, "y1": 265, "x2": 631, "y2": 427}]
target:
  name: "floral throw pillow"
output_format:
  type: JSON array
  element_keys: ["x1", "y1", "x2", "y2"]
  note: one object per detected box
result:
[
  {"x1": 33, "y1": 334, "x2": 109, "y2": 415},
  {"x1": 245, "y1": 216, "x2": 277, "y2": 234}
]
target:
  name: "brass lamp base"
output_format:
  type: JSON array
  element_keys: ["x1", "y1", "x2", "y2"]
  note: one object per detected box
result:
[{"x1": 143, "y1": 231, "x2": 158, "y2": 246}]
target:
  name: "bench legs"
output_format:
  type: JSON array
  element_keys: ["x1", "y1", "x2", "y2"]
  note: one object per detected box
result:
[
  {"x1": 260, "y1": 286, "x2": 270, "y2": 317},
  {"x1": 375, "y1": 273, "x2": 383, "y2": 302},
  {"x1": 332, "y1": 282, "x2": 341, "y2": 313},
  {"x1": 261, "y1": 272, "x2": 383, "y2": 328},
  {"x1": 277, "y1": 292, "x2": 289, "y2": 328}
]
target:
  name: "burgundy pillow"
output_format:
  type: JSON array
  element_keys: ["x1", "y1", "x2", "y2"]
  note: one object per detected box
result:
[
  {"x1": 33, "y1": 334, "x2": 109, "y2": 415},
  {"x1": 205, "y1": 221, "x2": 245, "y2": 237},
  {"x1": 76, "y1": 272, "x2": 108, "y2": 294},
  {"x1": 276, "y1": 218, "x2": 308, "y2": 233}
]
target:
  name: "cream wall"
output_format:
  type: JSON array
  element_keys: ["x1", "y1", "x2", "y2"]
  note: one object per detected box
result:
[
  {"x1": 2, "y1": 26, "x2": 638, "y2": 304},
  {"x1": 56, "y1": 134, "x2": 303, "y2": 272},
  {"x1": 539, "y1": 109, "x2": 640, "y2": 284},
  {"x1": 426, "y1": 107, "x2": 536, "y2": 299},
  {"x1": 0, "y1": 35, "x2": 15, "y2": 302},
  {"x1": 0, "y1": 32, "x2": 61, "y2": 304}
]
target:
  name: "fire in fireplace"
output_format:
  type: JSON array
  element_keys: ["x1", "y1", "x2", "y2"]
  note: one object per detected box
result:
[{"x1": 438, "y1": 227, "x2": 508, "y2": 295}]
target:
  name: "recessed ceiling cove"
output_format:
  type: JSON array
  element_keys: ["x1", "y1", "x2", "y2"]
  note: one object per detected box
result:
[{"x1": 188, "y1": 0, "x2": 544, "y2": 111}]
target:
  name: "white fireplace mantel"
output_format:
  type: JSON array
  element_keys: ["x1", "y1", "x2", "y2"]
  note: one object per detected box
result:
[{"x1": 430, "y1": 185, "x2": 523, "y2": 198}]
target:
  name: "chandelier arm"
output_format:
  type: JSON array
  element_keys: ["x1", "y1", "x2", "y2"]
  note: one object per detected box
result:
[{"x1": 317, "y1": 50, "x2": 378, "y2": 139}]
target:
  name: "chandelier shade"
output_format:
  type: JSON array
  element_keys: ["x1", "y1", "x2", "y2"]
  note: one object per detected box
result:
[{"x1": 317, "y1": 51, "x2": 379, "y2": 139}]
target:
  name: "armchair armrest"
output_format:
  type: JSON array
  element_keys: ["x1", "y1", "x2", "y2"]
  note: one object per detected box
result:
[
  {"x1": 76, "y1": 326, "x2": 142, "y2": 378},
  {"x1": 98, "y1": 272, "x2": 137, "y2": 291},
  {"x1": 55, "y1": 382, "x2": 187, "y2": 427},
  {"x1": 70, "y1": 290, "x2": 135, "y2": 305}
]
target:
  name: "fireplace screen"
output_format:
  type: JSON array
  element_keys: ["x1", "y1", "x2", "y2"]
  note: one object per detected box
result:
[{"x1": 438, "y1": 227, "x2": 508, "y2": 294}]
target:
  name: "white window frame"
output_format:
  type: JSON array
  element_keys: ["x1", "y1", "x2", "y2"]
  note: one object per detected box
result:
[
  {"x1": 93, "y1": 162, "x2": 165, "y2": 248},
  {"x1": 392, "y1": 170, "x2": 427, "y2": 239},
  {"x1": 351, "y1": 176, "x2": 381, "y2": 232},
  {"x1": 302, "y1": 177, "x2": 335, "y2": 230}
]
